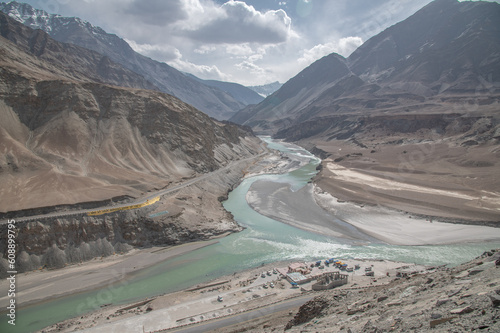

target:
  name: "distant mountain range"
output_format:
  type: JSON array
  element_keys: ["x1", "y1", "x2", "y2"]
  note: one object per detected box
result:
[
  {"x1": 248, "y1": 81, "x2": 283, "y2": 97},
  {"x1": 0, "y1": 1, "x2": 263, "y2": 120},
  {"x1": 0, "y1": 10, "x2": 158, "y2": 91},
  {"x1": 231, "y1": 0, "x2": 500, "y2": 144},
  {"x1": 184, "y1": 73, "x2": 265, "y2": 106}
]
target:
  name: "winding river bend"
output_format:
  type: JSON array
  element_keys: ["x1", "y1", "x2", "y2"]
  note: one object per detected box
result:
[{"x1": 5, "y1": 138, "x2": 500, "y2": 332}]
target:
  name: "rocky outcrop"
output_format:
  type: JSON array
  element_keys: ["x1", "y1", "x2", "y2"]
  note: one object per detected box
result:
[
  {"x1": 283, "y1": 250, "x2": 500, "y2": 332},
  {"x1": 285, "y1": 296, "x2": 331, "y2": 330},
  {"x1": 0, "y1": 211, "x2": 229, "y2": 276}
]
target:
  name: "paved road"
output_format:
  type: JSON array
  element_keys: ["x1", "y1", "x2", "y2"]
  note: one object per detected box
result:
[
  {"x1": 0, "y1": 151, "x2": 268, "y2": 225},
  {"x1": 163, "y1": 294, "x2": 314, "y2": 333}
]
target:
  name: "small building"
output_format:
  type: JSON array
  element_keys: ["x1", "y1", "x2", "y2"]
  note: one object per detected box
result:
[
  {"x1": 289, "y1": 263, "x2": 304, "y2": 271},
  {"x1": 286, "y1": 272, "x2": 312, "y2": 285},
  {"x1": 312, "y1": 272, "x2": 348, "y2": 291},
  {"x1": 288, "y1": 262, "x2": 311, "y2": 275}
]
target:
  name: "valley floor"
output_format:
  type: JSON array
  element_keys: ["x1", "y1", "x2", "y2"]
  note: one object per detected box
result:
[
  {"x1": 244, "y1": 139, "x2": 500, "y2": 246},
  {"x1": 310, "y1": 139, "x2": 500, "y2": 224},
  {"x1": 3, "y1": 138, "x2": 500, "y2": 332}
]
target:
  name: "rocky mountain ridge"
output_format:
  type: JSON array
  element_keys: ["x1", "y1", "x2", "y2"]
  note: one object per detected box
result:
[
  {"x1": 248, "y1": 81, "x2": 283, "y2": 97},
  {"x1": 0, "y1": 11, "x2": 157, "y2": 91},
  {"x1": 231, "y1": 0, "x2": 500, "y2": 141},
  {"x1": 185, "y1": 73, "x2": 265, "y2": 106},
  {"x1": 0, "y1": 10, "x2": 262, "y2": 213},
  {"x1": 230, "y1": 53, "x2": 351, "y2": 131},
  {"x1": 349, "y1": 0, "x2": 500, "y2": 87},
  {"x1": 0, "y1": 1, "x2": 250, "y2": 120}
]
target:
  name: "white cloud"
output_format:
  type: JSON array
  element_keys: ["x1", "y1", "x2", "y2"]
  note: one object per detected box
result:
[
  {"x1": 248, "y1": 51, "x2": 265, "y2": 62},
  {"x1": 337, "y1": 36, "x2": 364, "y2": 56},
  {"x1": 224, "y1": 43, "x2": 267, "y2": 60},
  {"x1": 171, "y1": 58, "x2": 230, "y2": 81},
  {"x1": 194, "y1": 45, "x2": 217, "y2": 55},
  {"x1": 21, "y1": 0, "x2": 454, "y2": 86},
  {"x1": 225, "y1": 43, "x2": 254, "y2": 56},
  {"x1": 298, "y1": 36, "x2": 363, "y2": 66},
  {"x1": 126, "y1": 40, "x2": 182, "y2": 62},
  {"x1": 123, "y1": 0, "x2": 187, "y2": 26},
  {"x1": 180, "y1": 0, "x2": 295, "y2": 44},
  {"x1": 236, "y1": 60, "x2": 267, "y2": 76}
]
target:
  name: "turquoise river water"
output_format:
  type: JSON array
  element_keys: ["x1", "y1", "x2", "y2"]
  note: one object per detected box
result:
[{"x1": 2, "y1": 138, "x2": 500, "y2": 332}]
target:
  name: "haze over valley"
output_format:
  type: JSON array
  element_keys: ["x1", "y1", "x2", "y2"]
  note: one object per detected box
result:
[{"x1": 0, "y1": 1, "x2": 499, "y2": 332}]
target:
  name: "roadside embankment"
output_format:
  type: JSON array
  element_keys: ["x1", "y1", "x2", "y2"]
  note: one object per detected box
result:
[{"x1": 0, "y1": 146, "x2": 268, "y2": 278}]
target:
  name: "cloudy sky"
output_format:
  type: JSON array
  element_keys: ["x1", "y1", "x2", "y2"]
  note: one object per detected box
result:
[{"x1": 17, "y1": 0, "x2": 496, "y2": 86}]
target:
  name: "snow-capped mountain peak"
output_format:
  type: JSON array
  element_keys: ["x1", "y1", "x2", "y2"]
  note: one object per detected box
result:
[
  {"x1": 1, "y1": 1, "x2": 54, "y2": 31},
  {"x1": 0, "y1": 1, "x2": 106, "y2": 38}
]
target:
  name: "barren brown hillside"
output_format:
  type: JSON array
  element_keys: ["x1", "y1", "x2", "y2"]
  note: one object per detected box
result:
[{"x1": 0, "y1": 18, "x2": 261, "y2": 213}]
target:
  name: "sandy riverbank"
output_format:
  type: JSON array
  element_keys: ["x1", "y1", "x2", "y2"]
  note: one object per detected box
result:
[
  {"x1": 246, "y1": 181, "x2": 378, "y2": 243},
  {"x1": 314, "y1": 186, "x2": 500, "y2": 245},
  {"x1": 242, "y1": 139, "x2": 313, "y2": 177},
  {"x1": 244, "y1": 137, "x2": 500, "y2": 246},
  {"x1": 307, "y1": 139, "x2": 500, "y2": 223},
  {"x1": 245, "y1": 179, "x2": 500, "y2": 246},
  {"x1": 0, "y1": 239, "x2": 222, "y2": 310}
]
